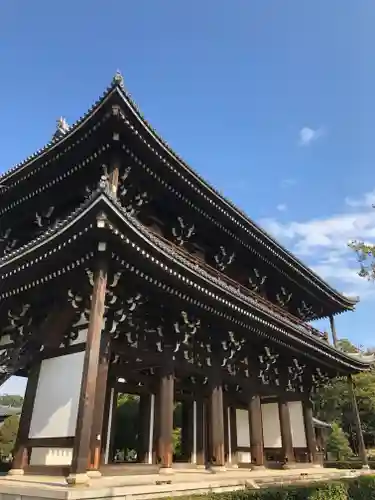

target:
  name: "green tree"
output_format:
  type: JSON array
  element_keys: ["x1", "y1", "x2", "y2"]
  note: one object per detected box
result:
[
  {"x1": 0, "y1": 415, "x2": 19, "y2": 459},
  {"x1": 349, "y1": 240, "x2": 375, "y2": 280},
  {"x1": 326, "y1": 422, "x2": 353, "y2": 460},
  {"x1": 0, "y1": 395, "x2": 23, "y2": 408},
  {"x1": 113, "y1": 394, "x2": 140, "y2": 461}
]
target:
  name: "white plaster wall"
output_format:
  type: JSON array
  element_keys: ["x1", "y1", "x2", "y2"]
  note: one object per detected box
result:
[
  {"x1": 237, "y1": 451, "x2": 251, "y2": 463},
  {"x1": 70, "y1": 327, "x2": 88, "y2": 345},
  {"x1": 288, "y1": 401, "x2": 307, "y2": 448},
  {"x1": 261, "y1": 403, "x2": 282, "y2": 448},
  {"x1": 29, "y1": 351, "x2": 85, "y2": 439},
  {"x1": 235, "y1": 409, "x2": 251, "y2": 447},
  {"x1": 29, "y1": 448, "x2": 73, "y2": 466}
]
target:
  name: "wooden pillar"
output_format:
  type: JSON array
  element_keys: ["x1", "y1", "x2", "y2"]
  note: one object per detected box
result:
[
  {"x1": 67, "y1": 258, "x2": 108, "y2": 485},
  {"x1": 278, "y1": 398, "x2": 295, "y2": 466},
  {"x1": 208, "y1": 369, "x2": 225, "y2": 469},
  {"x1": 10, "y1": 363, "x2": 41, "y2": 474},
  {"x1": 348, "y1": 375, "x2": 369, "y2": 469},
  {"x1": 157, "y1": 363, "x2": 174, "y2": 472},
  {"x1": 329, "y1": 315, "x2": 338, "y2": 347},
  {"x1": 88, "y1": 329, "x2": 111, "y2": 474},
  {"x1": 195, "y1": 397, "x2": 206, "y2": 466},
  {"x1": 248, "y1": 395, "x2": 265, "y2": 468},
  {"x1": 303, "y1": 399, "x2": 318, "y2": 465},
  {"x1": 229, "y1": 406, "x2": 238, "y2": 467}
]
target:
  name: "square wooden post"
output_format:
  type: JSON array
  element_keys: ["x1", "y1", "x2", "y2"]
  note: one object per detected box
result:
[{"x1": 66, "y1": 257, "x2": 108, "y2": 485}]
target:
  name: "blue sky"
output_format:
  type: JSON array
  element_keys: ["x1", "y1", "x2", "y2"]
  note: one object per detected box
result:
[{"x1": 1, "y1": 1, "x2": 374, "y2": 395}]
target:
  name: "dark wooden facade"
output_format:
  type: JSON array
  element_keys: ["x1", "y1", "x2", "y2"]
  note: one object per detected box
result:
[{"x1": 0, "y1": 73, "x2": 372, "y2": 483}]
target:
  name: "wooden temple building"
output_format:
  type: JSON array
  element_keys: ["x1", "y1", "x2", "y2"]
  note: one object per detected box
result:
[{"x1": 0, "y1": 72, "x2": 373, "y2": 485}]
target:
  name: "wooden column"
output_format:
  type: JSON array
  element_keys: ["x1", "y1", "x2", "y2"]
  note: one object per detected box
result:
[
  {"x1": 278, "y1": 399, "x2": 295, "y2": 466},
  {"x1": 208, "y1": 369, "x2": 225, "y2": 469},
  {"x1": 10, "y1": 363, "x2": 41, "y2": 474},
  {"x1": 157, "y1": 363, "x2": 174, "y2": 472},
  {"x1": 303, "y1": 399, "x2": 318, "y2": 465},
  {"x1": 329, "y1": 315, "x2": 338, "y2": 347},
  {"x1": 67, "y1": 258, "x2": 108, "y2": 485},
  {"x1": 195, "y1": 397, "x2": 206, "y2": 466},
  {"x1": 229, "y1": 406, "x2": 238, "y2": 467},
  {"x1": 348, "y1": 375, "x2": 369, "y2": 469},
  {"x1": 88, "y1": 329, "x2": 111, "y2": 474},
  {"x1": 248, "y1": 395, "x2": 265, "y2": 468}
]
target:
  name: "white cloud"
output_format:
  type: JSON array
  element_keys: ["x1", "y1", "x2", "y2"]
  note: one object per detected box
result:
[
  {"x1": 276, "y1": 203, "x2": 287, "y2": 212},
  {"x1": 298, "y1": 126, "x2": 324, "y2": 146},
  {"x1": 345, "y1": 189, "x2": 375, "y2": 208},
  {"x1": 260, "y1": 196, "x2": 375, "y2": 300}
]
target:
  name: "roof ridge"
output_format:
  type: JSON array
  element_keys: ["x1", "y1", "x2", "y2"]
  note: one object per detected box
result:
[{"x1": 0, "y1": 74, "x2": 122, "y2": 186}]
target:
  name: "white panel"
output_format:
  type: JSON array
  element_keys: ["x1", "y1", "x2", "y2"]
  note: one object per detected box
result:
[
  {"x1": 105, "y1": 388, "x2": 115, "y2": 465},
  {"x1": 288, "y1": 401, "x2": 307, "y2": 448},
  {"x1": 238, "y1": 451, "x2": 251, "y2": 463},
  {"x1": 29, "y1": 447, "x2": 72, "y2": 466},
  {"x1": 235, "y1": 409, "x2": 250, "y2": 447},
  {"x1": 70, "y1": 327, "x2": 87, "y2": 345},
  {"x1": 261, "y1": 403, "x2": 282, "y2": 448},
  {"x1": 29, "y1": 351, "x2": 85, "y2": 439}
]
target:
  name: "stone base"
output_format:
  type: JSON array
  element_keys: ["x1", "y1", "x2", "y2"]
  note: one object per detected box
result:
[
  {"x1": 250, "y1": 464, "x2": 267, "y2": 471},
  {"x1": 282, "y1": 462, "x2": 300, "y2": 470},
  {"x1": 209, "y1": 465, "x2": 227, "y2": 473},
  {"x1": 87, "y1": 470, "x2": 102, "y2": 479},
  {"x1": 159, "y1": 467, "x2": 174, "y2": 475},
  {"x1": 7, "y1": 469, "x2": 24, "y2": 477},
  {"x1": 66, "y1": 473, "x2": 90, "y2": 486}
]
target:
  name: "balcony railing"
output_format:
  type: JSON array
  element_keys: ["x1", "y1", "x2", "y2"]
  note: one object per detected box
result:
[{"x1": 145, "y1": 225, "x2": 328, "y2": 342}]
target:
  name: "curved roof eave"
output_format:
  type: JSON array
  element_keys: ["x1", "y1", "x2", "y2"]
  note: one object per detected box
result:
[
  {"x1": 0, "y1": 188, "x2": 370, "y2": 373},
  {"x1": 0, "y1": 72, "x2": 358, "y2": 311},
  {"x1": 107, "y1": 77, "x2": 358, "y2": 312}
]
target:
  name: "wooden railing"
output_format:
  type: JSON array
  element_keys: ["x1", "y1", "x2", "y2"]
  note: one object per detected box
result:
[{"x1": 146, "y1": 226, "x2": 328, "y2": 342}]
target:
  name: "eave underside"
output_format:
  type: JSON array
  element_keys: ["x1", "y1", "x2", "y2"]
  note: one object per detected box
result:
[{"x1": 0, "y1": 194, "x2": 370, "y2": 377}]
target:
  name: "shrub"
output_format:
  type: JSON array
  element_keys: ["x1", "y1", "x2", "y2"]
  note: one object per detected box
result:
[{"x1": 173, "y1": 475, "x2": 375, "y2": 499}]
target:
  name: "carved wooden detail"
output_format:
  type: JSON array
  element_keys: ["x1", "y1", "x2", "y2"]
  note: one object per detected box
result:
[
  {"x1": 276, "y1": 287, "x2": 292, "y2": 308},
  {"x1": 258, "y1": 346, "x2": 280, "y2": 386},
  {"x1": 248, "y1": 269, "x2": 267, "y2": 295},
  {"x1": 214, "y1": 246, "x2": 235, "y2": 272},
  {"x1": 0, "y1": 228, "x2": 17, "y2": 256},
  {"x1": 286, "y1": 358, "x2": 306, "y2": 392},
  {"x1": 297, "y1": 301, "x2": 315, "y2": 321},
  {"x1": 171, "y1": 217, "x2": 195, "y2": 247},
  {"x1": 35, "y1": 206, "x2": 55, "y2": 229}
]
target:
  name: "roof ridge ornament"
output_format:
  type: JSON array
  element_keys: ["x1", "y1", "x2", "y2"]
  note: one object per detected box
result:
[
  {"x1": 112, "y1": 70, "x2": 125, "y2": 89},
  {"x1": 53, "y1": 117, "x2": 70, "y2": 140}
]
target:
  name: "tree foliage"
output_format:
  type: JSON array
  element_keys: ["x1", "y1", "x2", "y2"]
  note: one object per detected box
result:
[
  {"x1": 326, "y1": 422, "x2": 353, "y2": 460},
  {"x1": 0, "y1": 415, "x2": 19, "y2": 458},
  {"x1": 314, "y1": 338, "x2": 375, "y2": 453},
  {"x1": 0, "y1": 395, "x2": 23, "y2": 408},
  {"x1": 349, "y1": 240, "x2": 375, "y2": 280}
]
